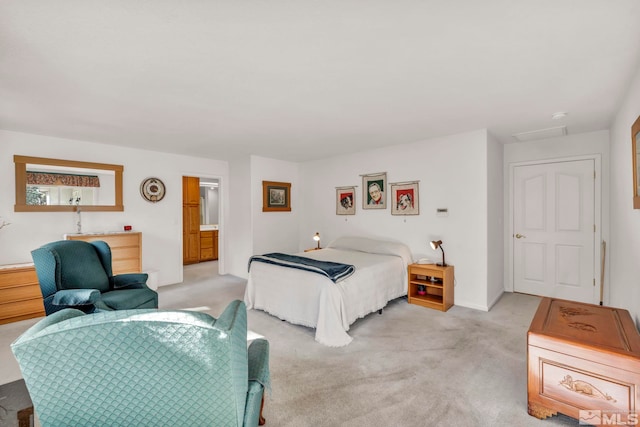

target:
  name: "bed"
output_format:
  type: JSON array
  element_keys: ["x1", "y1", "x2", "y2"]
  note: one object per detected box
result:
[{"x1": 244, "y1": 236, "x2": 413, "y2": 347}]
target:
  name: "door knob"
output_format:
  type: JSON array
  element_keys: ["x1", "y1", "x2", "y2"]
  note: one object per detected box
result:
[{"x1": 515, "y1": 233, "x2": 526, "y2": 239}]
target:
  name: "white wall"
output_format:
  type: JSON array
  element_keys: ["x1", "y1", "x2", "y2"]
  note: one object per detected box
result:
[
  {"x1": 0, "y1": 130, "x2": 229, "y2": 287},
  {"x1": 487, "y1": 132, "x2": 504, "y2": 309},
  {"x1": 226, "y1": 157, "x2": 253, "y2": 278},
  {"x1": 225, "y1": 155, "x2": 301, "y2": 279},
  {"x1": 299, "y1": 130, "x2": 492, "y2": 311},
  {"x1": 251, "y1": 155, "x2": 300, "y2": 256},
  {"x1": 609, "y1": 62, "x2": 640, "y2": 323}
]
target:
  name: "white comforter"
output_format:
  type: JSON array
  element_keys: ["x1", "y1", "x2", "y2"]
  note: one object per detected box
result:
[{"x1": 244, "y1": 237, "x2": 412, "y2": 347}]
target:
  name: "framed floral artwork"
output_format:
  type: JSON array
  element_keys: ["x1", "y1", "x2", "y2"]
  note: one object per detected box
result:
[
  {"x1": 336, "y1": 186, "x2": 356, "y2": 215},
  {"x1": 390, "y1": 181, "x2": 419, "y2": 215},
  {"x1": 262, "y1": 181, "x2": 291, "y2": 212},
  {"x1": 362, "y1": 172, "x2": 386, "y2": 209}
]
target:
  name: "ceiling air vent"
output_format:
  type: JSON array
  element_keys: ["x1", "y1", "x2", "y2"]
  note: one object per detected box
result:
[{"x1": 512, "y1": 125, "x2": 567, "y2": 142}]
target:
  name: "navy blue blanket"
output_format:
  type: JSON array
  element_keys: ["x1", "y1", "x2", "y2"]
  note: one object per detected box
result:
[{"x1": 248, "y1": 252, "x2": 355, "y2": 283}]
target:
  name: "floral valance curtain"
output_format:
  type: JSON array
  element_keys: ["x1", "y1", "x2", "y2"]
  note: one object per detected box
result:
[{"x1": 26, "y1": 171, "x2": 100, "y2": 187}]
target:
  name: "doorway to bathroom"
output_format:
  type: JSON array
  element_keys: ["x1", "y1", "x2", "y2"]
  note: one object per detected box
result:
[{"x1": 182, "y1": 175, "x2": 221, "y2": 271}]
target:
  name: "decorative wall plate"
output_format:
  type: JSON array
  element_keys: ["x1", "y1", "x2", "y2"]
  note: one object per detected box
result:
[{"x1": 140, "y1": 177, "x2": 166, "y2": 203}]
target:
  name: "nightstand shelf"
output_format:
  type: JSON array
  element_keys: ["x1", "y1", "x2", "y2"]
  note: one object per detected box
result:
[{"x1": 407, "y1": 263, "x2": 454, "y2": 312}]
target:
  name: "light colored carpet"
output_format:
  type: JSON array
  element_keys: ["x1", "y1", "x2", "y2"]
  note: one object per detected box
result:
[
  {"x1": 0, "y1": 262, "x2": 579, "y2": 426},
  {"x1": 160, "y1": 263, "x2": 578, "y2": 427}
]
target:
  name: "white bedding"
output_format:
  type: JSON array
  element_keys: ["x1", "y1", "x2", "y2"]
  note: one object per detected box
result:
[{"x1": 244, "y1": 237, "x2": 412, "y2": 347}]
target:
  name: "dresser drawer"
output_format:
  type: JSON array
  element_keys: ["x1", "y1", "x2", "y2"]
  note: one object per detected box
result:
[
  {"x1": 66, "y1": 232, "x2": 142, "y2": 273},
  {"x1": 0, "y1": 298, "x2": 45, "y2": 324},
  {"x1": 200, "y1": 248, "x2": 214, "y2": 259},
  {"x1": 112, "y1": 246, "x2": 140, "y2": 261},
  {"x1": 99, "y1": 234, "x2": 140, "y2": 249},
  {"x1": 0, "y1": 264, "x2": 46, "y2": 324},
  {"x1": 0, "y1": 267, "x2": 38, "y2": 288},
  {"x1": 0, "y1": 285, "x2": 42, "y2": 304},
  {"x1": 113, "y1": 259, "x2": 141, "y2": 275}
]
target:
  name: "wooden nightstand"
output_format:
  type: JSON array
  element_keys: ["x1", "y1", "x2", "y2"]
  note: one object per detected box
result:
[
  {"x1": 407, "y1": 263, "x2": 454, "y2": 311},
  {"x1": 304, "y1": 247, "x2": 322, "y2": 252}
]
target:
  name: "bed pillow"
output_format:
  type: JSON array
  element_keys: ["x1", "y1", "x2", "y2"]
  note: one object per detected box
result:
[{"x1": 327, "y1": 236, "x2": 413, "y2": 267}]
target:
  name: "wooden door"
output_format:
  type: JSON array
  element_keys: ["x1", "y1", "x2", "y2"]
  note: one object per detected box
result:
[
  {"x1": 182, "y1": 176, "x2": 200, "y2": 265},
  {"x1": 513, "y1": 160, "x2": 596, "y2": 303},
  {"x1": 184, "y1": 176, "x2": 200, "y2": 205}
]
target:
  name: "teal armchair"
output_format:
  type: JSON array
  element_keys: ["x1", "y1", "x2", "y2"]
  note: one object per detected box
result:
[
  {"x1": 31, "y1": 240, "x2": 158, "y2": 314},
  {"x1": 11, "y1": 300, "x2": 270, "y2": 427}
]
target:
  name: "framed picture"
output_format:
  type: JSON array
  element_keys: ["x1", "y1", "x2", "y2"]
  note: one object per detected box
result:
[
  {"x1": 362, "y1": 172, "x2": 386, "y2": 209},
  {"x1": 390, "y1": 181, "x2": 419, "y2": 215},
  {"x1": 336, "y1": 187, "x2": 356, "y2": 215},
  {"x1": 262, "y1": 181, "x2": 291, "y2": 212}
]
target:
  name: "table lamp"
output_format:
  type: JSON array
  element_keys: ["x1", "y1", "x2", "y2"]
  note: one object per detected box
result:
[
  {"x1": 313, "y1": 232, "x2": 321, "y2": 249},
  {"x1": 430, "y1": 240, "x2": 447, "y2": 266}
]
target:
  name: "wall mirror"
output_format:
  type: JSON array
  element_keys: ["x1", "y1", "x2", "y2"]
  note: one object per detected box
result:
[
  {"x1": 14, "y1": 155, "x2": 124, "y2": 212},
  {"x1": 633, "y1": 116, "x2": 640, "y2": 209},
  {"x1": 199, "y1": 179, "x2": 220, "y2": 226}
]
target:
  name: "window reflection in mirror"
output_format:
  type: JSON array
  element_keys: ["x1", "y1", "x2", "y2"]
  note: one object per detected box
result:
[
  {"x1": 25, "y1": 164, "x2": 115, "y2": 207},
  {"x1": 14, "y1": 156, "x2": 123, "y2": 212}
]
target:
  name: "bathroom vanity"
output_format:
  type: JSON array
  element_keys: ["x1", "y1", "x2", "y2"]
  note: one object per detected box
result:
[{"x1": 200, "y1": 226, "x2": 219, "y2": 262}]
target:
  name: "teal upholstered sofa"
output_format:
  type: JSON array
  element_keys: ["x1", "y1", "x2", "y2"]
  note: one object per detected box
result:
[
  {"x1": 31, "y1": 240, "x2": 158, "y2": 314},
  {"x1": 11, "y1": 300, "x2": 270, "y2": 427}
]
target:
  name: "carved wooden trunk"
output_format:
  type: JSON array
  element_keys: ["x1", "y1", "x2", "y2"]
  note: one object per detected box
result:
[{"x1": 528, "y1": 298, "x2": 640, "y2": 424}]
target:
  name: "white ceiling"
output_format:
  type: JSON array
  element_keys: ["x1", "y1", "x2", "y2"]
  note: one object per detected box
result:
[{"x1": 1, "y1": 1, "x2": 640, "y2": 162}]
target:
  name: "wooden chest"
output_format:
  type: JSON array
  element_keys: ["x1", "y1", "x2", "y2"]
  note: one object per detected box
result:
[{"x1": 527, "y1": 298, "x2": 640, "y2": 424}]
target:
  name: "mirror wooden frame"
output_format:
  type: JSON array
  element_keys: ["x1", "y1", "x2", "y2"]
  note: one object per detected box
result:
[
  {"x1": 633, "y1": 116, "x2": 640, "y2": 209},
  {"x1": 14, "y1": 155, "x2": 124, "y2": 212}
]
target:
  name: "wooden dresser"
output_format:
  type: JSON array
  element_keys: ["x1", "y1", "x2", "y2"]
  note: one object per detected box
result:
[
  {"x1": 0, "y1": 263, "x2": 45, "y2": 325},
  {"x1": 65, "y1": 232, "x2": 142, "y2": 274},
  {"x1": 528, "y1": 297, "x2": 640, "y2": 424},
  {"x1": 0, "y1": 233, "x2": 142, "y2": 325}
]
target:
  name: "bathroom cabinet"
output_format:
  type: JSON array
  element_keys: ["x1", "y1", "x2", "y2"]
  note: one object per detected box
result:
[{"x1": 200, "y1": 230, "x2": 219, "y2": 261}]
